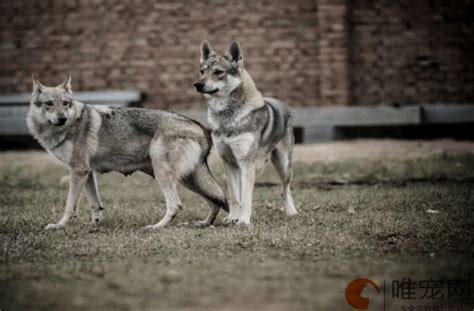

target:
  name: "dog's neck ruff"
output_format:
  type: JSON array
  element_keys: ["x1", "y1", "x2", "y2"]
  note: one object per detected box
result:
[
  {"x1": 207, "y1": 87, "x2": 264, "y2": 136},
  {"x1": 208, "y1": 93, "x2": 245, "y2": 117}
]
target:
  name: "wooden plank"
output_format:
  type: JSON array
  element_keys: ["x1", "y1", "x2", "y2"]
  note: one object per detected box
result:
[
  {"x1": 74, "y1": 91, "x2": 142, "y2": 103},
  {"x1": 0, "y1": 90, "x2": 142, "y2": 105},
  {"x1": 422, "y1": 104, "x2": 474, "y2": 124},
  {"x1": 0, "y1": 118, "x2": 30, "y2": 135},
  {"x1": 177, "y1": 106, "x2": 422, "y2": 127},
  {"x1": 292, "y1": 106, "x2": 421, "y2": 127},
  {"x1": 0, "y1": 94, "x2": 30, "y2": 105},
  {"x1": 303, "y1": 126, "x2": 338, "y2": 143},
  {"x1": 0, "y1": 106, "x2": 28, "y2": 118},
  {"x1": 2, "y1": 104, "x2": 473, "y2": 138}
]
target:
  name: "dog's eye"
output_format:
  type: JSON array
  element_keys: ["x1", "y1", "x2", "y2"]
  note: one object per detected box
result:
[
  {"x1": 62, "y1": 100, "x2": 70, "y2": 106},
  {"x1": 199, "y1": 69, "x2": 205, "y2": 75},
  {"x1": 214, "y1": 69, "x2": 224, "y2": 75},
  {"x1": 44, "y1": 101, "x2": 53, "y2": 106}
]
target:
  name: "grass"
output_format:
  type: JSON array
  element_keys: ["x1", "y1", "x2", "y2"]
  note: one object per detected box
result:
[{"x1": 0, "y1": 151, "x2": 473, "y2": 310}]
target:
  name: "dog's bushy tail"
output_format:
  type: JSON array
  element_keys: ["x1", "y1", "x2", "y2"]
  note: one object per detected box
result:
[
  {"x1": 181, "y1": 120, "x2": 228, "y2": 211},
  {"x1": 183, "y1": 162, "x2": 229, "y2": 212}
]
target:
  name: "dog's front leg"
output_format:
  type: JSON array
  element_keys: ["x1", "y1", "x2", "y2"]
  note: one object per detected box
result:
[
  {"x1": 45, "y1": 168, "x2": 89, "y2": 230},
  {"x1": 237, "y1": 161, "x2": 256, "y2": 225},
  {"x1": 223, "y1": 162, "x2": 241, "y2": 224},
  {"x1": 84, "y1": 171, "x2": 104, "y2": 226}
]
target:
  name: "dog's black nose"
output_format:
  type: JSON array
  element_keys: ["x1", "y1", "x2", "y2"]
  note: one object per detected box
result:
[
  {"x1": 57, "y1": 117, "x2": 67, "y2": 125},
  {"x1": 194, "y1": 81, "x2": 205, "y2": 92}
]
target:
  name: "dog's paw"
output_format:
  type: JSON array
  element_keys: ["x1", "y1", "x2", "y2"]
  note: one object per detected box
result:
[
  {"x1": 44, "y1": 223, "x2": 65, "y2": 230},
  {"x1": 91, "y1": 216, "x2": 101, "y2": 226},
  {"x1": 286, "y1": 210, "x2": 299, "y2": 217},
  {"x1": 235, "y1": 219, "x2": 252, "y2": 227},
  {"x1": 235, "y1": 220, "x2": 253, "y2": 230},
  {"x1": 223, "y1": 216, "x2": 239, "y2": 225},
  {"x1": 142, "y1": 224, "x2": 161, "y2": 231}
]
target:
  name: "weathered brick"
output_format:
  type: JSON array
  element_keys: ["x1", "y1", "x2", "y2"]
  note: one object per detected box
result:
[{"x1": 0, "y1": 0, "x2": 472, "y2": 108}]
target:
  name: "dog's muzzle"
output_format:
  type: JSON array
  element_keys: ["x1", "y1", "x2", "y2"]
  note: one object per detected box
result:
[
  {"x1": 194, "y1": 81, "x2": 205, "y2": 92},
  {"x1": 194, "y1": 82, "x2": 218, "y2": 94},
  {"x1": 50, "y1": 117, "x2": 67, "y2": 126}
]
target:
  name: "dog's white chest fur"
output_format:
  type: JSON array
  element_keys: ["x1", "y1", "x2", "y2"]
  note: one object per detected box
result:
[{"x1": 212, "y1": 132, "x2": 256, "y2": 163}]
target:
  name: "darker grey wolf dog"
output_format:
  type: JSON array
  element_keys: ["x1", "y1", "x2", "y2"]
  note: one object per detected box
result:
[
  {"x1": 194, "y1": 40, "x2": 298, "y2": 225},
  {"x1": 27, "y1": 75, "x2": 228, "y2": 230}
]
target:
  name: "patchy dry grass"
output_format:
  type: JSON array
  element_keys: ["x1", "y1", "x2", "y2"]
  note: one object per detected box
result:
[{"x1": 0, "y1": 150, "x2": 473, "y2": 310}]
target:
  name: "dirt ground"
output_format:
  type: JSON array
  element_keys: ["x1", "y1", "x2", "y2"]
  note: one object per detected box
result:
[{"x1": 1, "y1": 139, "x2": 473, "y2": 310}]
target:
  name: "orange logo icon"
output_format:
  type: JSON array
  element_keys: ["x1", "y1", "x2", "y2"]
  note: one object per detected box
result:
[{"x1": 345, "y1": 278, "x2": 380, "y2": 310}]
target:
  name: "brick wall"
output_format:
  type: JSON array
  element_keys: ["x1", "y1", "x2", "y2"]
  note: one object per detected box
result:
[
  {"x1": 318, "y1": 0, "x2": 350, "y2": 106},
  {"x1": 0, "y1": 1, "x2": 473, "y2": 109},
  {"x1": 0, "y1": 0, "x2": 319, "y2": 109},
  {"x1": 350, "y1": 0, "x2": 474, "y2": 106}
]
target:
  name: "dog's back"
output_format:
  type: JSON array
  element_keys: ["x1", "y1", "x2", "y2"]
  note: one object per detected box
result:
[
  {"x1": 87, "y1": 106, "x2": 212, "y2": 176},
  {"x1": 261, "y1": 97, "x2": 293, "y2": 151}
]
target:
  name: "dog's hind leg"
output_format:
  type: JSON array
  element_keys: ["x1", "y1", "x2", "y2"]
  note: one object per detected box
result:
[
  {"x1": 84, "y1": 171, "x2": 103, "y2": 226},
  {"x1": 144, "y1": 165, "x2": 182, "y2": 230},
  {"x1": 144, "y1": 137, "x2": 201, "y2": 230},
  {"x1": 145, "y1": 165, "x2": 182, "y2": 229},
  {"x1": 182, "y1": 163, "x2": 228, "y2": 227},
  {"x1": 271, "y1": 130, "x2": 298, "y2": 216},
  {"x1": 45, "y1": 168, "x2": 90, "y2": 230}
]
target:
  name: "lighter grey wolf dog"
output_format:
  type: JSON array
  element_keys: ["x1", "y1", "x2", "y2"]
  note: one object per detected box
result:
[
  {"x1": 194, "y1": 40, "x2": 298, "y2": 225},
  {"x1": 27, "y1": 75, "x2": 228, "y2": 230}
]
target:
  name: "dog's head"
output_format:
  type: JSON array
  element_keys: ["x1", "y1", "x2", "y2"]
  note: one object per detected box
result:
[
  {"x1": 194, "y1": 40, "x2": 244, "y2": 98},
  {"x1": 30, "y1": 75, "x2": 75, "y2": 126}
]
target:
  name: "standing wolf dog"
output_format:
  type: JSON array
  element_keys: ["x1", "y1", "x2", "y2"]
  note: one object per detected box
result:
[
  {"x1": 194, "y1": 40, "x2": 298, "y2": 225},
  {"x1": 27, "y1": 75, "x2": 228, "y2": 230}
]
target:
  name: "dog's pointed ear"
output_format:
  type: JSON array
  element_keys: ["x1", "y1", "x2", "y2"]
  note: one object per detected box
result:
[
  {"x1": 200, "y1": 40, "x2": 216, "y2": 64},
  {"x1": 32, "y1": 75, "x2": 45, "y2": 94},
  {"x1": 59, "y1": 73, "x2": 72, "y2": 94},
  {"x1": 225, "y1": 40, "x2": 243, "y2": 67}
]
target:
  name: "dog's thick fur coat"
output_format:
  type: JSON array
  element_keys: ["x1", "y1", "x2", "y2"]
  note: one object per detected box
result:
[
  {"x1": 194, "y1": 41, "x2": 298, "y2": 225},
  {"x1": 27, "y1": 75, "x2": 228, "y2": 230}
]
